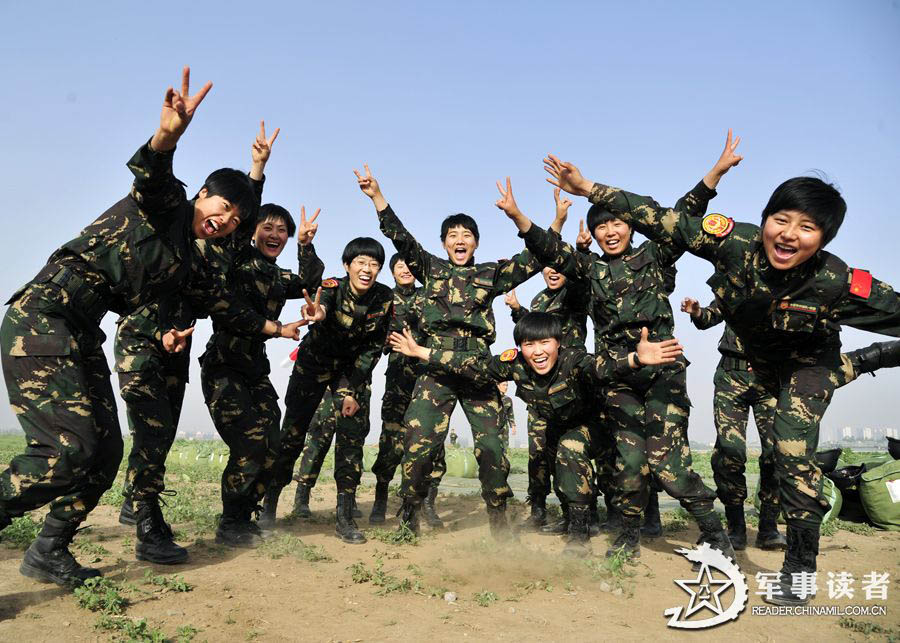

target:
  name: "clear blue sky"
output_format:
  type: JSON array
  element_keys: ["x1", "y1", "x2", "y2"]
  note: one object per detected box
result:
[{"x1": 1, "y1": 1, "x2": 899, "y2": 445}]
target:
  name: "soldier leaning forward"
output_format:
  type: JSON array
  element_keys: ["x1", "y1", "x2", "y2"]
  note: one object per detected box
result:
[
  {"x1": 506, "y1": 259, "x2": 590, "y2": 531},
  {"x1": 389, "y1": 311, "x2": 685, "y2": 555},
  {"x1": 687, "y1": 297, "x2": 900, "y2": 552},
  {"x1": 544, "y1": 137, "x2": 900, "y2": 605},
  {"x1": 200, "y1": 204, "x2": 313, "y2": 548},
  {"x1": 354, "y1": 165, "x2": 542, "y2": 538},
  {"x1": 0, "y1": 69, "x2": 297, "y2": 587},
  {"x1": 369, "y1": 255, "x2": 448, "y2": 527},
  {"x1": 505, "y1": 172, "x2": 726, "y2": 560},
  {"x1": 266, "y1": 236, "x2": 392, "y2": 545}
]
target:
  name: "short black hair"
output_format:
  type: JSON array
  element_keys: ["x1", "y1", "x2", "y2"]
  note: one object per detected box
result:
[
  {"x1": 256, "y1": 204, "x2": 296, "y2": 237},
  {"x1": 198, "y1": 168, "x2": 259, "y2": 235},
  {"x1": 513, "y1": 312, "x2": 562, "y2": 346},
  {"x1": 342, "y1": 236, "x2": 385, "y2": 266},
  {"x1": 389, "y1": 252, "x2": 404, "y2": 272},
  {"x1": 586, "y1": 203, "x2": 631, "y2": 239},
  {"x1": 761, "y1": 176, "x2": 846, "y2": 247},
  {"x1": 440, "y1": 213, "x2": 479, "y2": 242}
]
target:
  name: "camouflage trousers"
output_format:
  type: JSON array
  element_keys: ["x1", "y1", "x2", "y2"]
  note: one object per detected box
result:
[
  {"x1": 605, "y1": 360, "x2": 716, "y2": 520},
  {"x1": 711, "y1": 360, "x2": 778, "y2": 508},
  {"x1": 201, "y1": 364, "x2": 280, "y2": 507},
  {"x1": 0, "y1": 287, "x2": 123, "y2": 524},
  {"x1": 751, "y1": 347, "x2": 856, "y2": 529},
  {"x1": 296, "y1": 381, "x2": 372, "y2": 494},
  {"x1": 555, "y1": 423, "x2": 603, "y2": 505},
  {"x1": 372, "y1": 360, "x2": 447, "y2": 486},
  {"x1": 119, "y1": 366, "x2": 186, "y2": 502},
  {"x1": 400, "y1": 370, "x2": 511, "y2": 507}
]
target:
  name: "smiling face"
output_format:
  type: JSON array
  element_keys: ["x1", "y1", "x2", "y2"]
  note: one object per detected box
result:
[
  {"x1": 392, "y1": 259, "x2": 415, "y2": 286},
  {"x1": 593, "y1": 218, "x2": 632, "y2": 257},
  {"x1": 442, "y1": 225, "x2": 478, "y2": 266},
  {"x1": 542, "y1": 267, "x2": 566, "y2": 290},
  {"x1": 762, "y1": 209, "x2": 824, "y2": 270},
  {"x1": 192, "y1": 188, "x2": 242, "y2": 239},
  {"x1": 344, "y1": 255, "x2": 382, "y2": 294},
  {"x1": 520, "y1": 337, "x2": 560, "y2": 376},
  {"x1": 253, "y1": 216, "x2": 290, "y2": 260}
]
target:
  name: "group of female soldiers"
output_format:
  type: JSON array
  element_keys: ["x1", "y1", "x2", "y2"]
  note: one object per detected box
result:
[{"x1": 1, "y1": 68, "x2": 898, "y2": 611}]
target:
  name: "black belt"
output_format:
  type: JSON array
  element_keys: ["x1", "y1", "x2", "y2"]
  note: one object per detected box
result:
[{"x1": 427, "y1": 336, "x2": 488, "y2": 352}]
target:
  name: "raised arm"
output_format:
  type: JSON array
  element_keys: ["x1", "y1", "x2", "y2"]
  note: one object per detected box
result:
[{"x1": 355, "y1": 164, "x2": 433, "y2": 281}]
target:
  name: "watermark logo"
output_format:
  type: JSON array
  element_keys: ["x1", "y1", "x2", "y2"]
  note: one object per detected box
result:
[{"x1": 664, "y1": 543, "x2": 748, "y2": 629}]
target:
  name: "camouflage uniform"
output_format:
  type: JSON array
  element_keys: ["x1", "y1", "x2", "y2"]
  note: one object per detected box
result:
[
  {"x1": 693, "y1": 300, "x2": 865, "y2": 510},
  {"x1": 272, "y1": 243, "x2": 393, "y2": 495},
  {"x1": 294, "y1": 378, "x2": 377, "y2": 490},
  {"x1": 371, "y1": 284, "x2": 447, "y2": 486},
  {"x1": 510, "y1": 281, "x2": 589, "y2": 500},
  {"x1": 586, "y1": 181, "x2": 900, "y2": 528},
  {"x1": 423, "y1": 346, "x2": 634, "y2": 506},
  {"x1": 522, "y1": 181, "x2": 720, "y2": 521},
  {"x1": 377, "y1": 204, "x2": 541, "y2": 507},
  {"x1": 0, "y1": 141, "x2": 198, "y2": 528},
  {"x1": 200, "y1": 243, "x2": 306, "y2": 507}
]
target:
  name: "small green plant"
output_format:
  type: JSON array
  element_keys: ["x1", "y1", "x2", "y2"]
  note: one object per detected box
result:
[
  {"x1": 1, "y1": 515, "x2": 42, "y2": 549},
  {"x1": 473, "y1": 590, "x2": 498, "y2": 607},
  {"x1": 143, "y1": 569, "x2": 193, "y2": 592},
  {"x1": 365, "y1": 524, "x2": 419, "y2": 545},
  {"x1": 74, "y1": 577, "x2": 128, "y2": 614}
]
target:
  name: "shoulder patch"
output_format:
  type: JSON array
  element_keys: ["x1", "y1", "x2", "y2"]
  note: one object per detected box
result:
[
  {"x1": 499, "y1": 348, "x2": 518, "y2": 362},
  {"x1": 321, "y1": 278, "x2": 339, "y2": 288},
  {"x1": 849, "y1": 269, "x2": 872, "y2": 299},
  {"x1": 701, "y1": 213, "x2": 734, "y2": 238}
]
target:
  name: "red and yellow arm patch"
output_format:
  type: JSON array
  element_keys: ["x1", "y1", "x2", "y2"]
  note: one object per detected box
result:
[
  {"x1": 701, "y1": 213, "x2": 734, "y2": 238},
  {"x1": 849, "y1": 269, "x2": 872, "y2": 299},
  {"x1": 321, "y1": 278, "x2": 339, "y2": 288},
  {"x1": 499, "y1": 348, "x2": 518, "y2": 362}
]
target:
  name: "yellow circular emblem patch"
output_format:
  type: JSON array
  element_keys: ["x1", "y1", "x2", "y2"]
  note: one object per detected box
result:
[
  {"x1": 499, "y1": 348, "x2": 518, "y2": 362},
  {"x1": 701, "y1": 213, "x2": 734, "y2": 238}
]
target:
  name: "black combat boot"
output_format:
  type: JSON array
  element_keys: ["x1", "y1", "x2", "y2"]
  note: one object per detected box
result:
[
  {"x1": 848, "y1": 339, "x2": 900, "y2": 374},
  {"x1": 562, "y1": 503, "x2": 591, "y2": 557},
  {"x1": 422, "y1": 484, "x2": 444, "y2": 528},
  {"x1": 641, "y1": 492, "x2": 663, "y2": 538},
  {"x1": 258, "y1": 484, "x2": 283, "y2": 529},
  {"x1": 20, "y1": 516, "x2": 101, "y2": 586},
  {"x1": 334, "y1": 492, "x2": 366, "y2": 544},
  {"x1": 725, "y1": 504, "x2": 747, "y2": 551},
  {"x1": 119, "y1": 497, "x2": 136, "y2": 526},
  {"x1": 606, "y1": 514, "x2": 641, "y2": 559},
  {"x1": 600, "y1": 495, "x2": 623, "y2": 532},
  {"x1": 763, "y1": 524, "x2": 819, "y2": 606},
  {"x1": 695, "y1": 511, "x2": 737, "y2": 569},
  {"x1": 369, "y1": 479, "x2": 390, "y2": 524},
  {"x1": 135, "y1": 496, "x2": 188, "y2": 564},
  {"x1": 756, "y1": 503, "x2": 787, "y2": 550},
  {"x1": 215, "y1": 501, "x2": 262, "y2": 548},
  {"x1": 520, "y1": 495, "x2": 548, "y2": 531},
  {"x1": 540, "y1": 502, "x2": 569, "y2": 535},
  {"x1": 486, "y1": 502, "x2": 515, "y2": 541},
  {"x1": 292, "y1": 482, "x2": 312, "y2": 518},
  {"x1": 397, "y1": 500, "x2": 421, "y2": 535}
]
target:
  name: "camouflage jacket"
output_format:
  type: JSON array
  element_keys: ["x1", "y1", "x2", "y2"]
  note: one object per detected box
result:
[
  {"x1": 427, "y1": 347, "x2": 632, "y2": 430},
  {"x1": 510, "y1": 283, "x2": 589, "y2": 349},
  {"x1": 295, "y1": 243, "x2": 393, "y2": 398},
  {"x1": 200, "y1": 243, "x2": 306, "y2": 378},
  {"x1": 522, "y1": 181, "x2": 716, "y2": 355},
  {"x1": 690, "y1": 299, "x2": 745, "y2": 360},
  {"x1": 586, "y1": 182, "x2": 900, "y2": 358},
  {"x1": 378, "y1": 204, "x2": 541, "y2": 350}
]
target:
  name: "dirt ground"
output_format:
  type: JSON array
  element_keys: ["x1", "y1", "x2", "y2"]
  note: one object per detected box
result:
[{"x1": 1, "y1": 479, "x2": 898, "y2": 642}]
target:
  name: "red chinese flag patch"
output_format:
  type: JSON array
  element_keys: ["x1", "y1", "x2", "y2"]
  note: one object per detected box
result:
[{"x1": 849, "y1": 269, "x2": 872, "y2": 299}]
